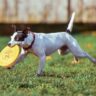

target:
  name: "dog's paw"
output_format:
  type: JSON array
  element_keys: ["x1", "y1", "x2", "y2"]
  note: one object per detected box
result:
[
  {"x1": 36, "y1": 71, "x2": 45, "y2": 77},
  {"x1": 71, "y1": 57, "x2": 80, "y2": 64},
  {"x1": 71, "y1": 60, "x2": 80, "y2": 64}
]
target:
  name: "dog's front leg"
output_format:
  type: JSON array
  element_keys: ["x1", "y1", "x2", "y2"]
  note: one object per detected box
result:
[
  {"x1": 15, "y1": 48, "x2": 27, "y2": 64},
  {"x1": 7, "y1": 48, "x2": 27, "y2": 69},
  {"x1": 37, "y1": 55, "x2": 46, "y2": 76}
]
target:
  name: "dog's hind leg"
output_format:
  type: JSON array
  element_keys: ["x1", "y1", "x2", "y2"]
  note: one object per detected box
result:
[
  {"x1": 73, "y1": 51, "x2": 96, "y2": 64},
  {"x1": 58, "y1": 45, "x2": 80, "y2": 64},
  {"x1": 67, "y1": 38, "x2": 96, "y2": 64},
  {"x1": 76, "y1": 52, "x2": 96, "y2": 64}
]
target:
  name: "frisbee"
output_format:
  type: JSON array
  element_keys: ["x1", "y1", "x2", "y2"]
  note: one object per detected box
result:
[{"x1": 0, "y1": 45, "x2": 20, "y2": 68}]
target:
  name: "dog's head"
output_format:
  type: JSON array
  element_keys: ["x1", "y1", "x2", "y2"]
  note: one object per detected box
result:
[{"x1": 8, "y1": 27, "x2": 30, "y2": 47}]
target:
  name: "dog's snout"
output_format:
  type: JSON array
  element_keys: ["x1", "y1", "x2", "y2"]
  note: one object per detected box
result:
[{"x1": 8, "y1": 43, "x2": 11, "y2": 47}]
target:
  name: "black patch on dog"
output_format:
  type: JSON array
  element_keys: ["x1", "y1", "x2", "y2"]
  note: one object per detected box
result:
[
  {"x1": 66, "y1": 29, "x2": 70, "y2": 33},
  {"x1": 15, "y1": 32, "x2": 27, "y2": 41}
]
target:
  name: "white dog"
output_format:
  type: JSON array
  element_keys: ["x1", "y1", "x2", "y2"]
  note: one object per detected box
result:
[{"x1": 8, "y1": 12, "x2": 96, "y2": 76}]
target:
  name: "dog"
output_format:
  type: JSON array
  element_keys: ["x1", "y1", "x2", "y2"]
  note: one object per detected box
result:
[{"x1": 8, "y1": 12, "x2": 96, "y2": 76}]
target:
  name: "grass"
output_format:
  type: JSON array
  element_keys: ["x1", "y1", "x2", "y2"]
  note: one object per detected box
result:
[{"x1": 0, "y1": 33, "x2": 96, "y2": 96}]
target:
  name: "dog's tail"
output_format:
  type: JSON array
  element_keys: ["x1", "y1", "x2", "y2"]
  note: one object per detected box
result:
[{"x1": 66, "y1": 12, "x2": 76, "y2": 33}]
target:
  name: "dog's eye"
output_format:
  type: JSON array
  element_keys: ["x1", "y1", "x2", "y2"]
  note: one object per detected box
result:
[
  {"x1": 15, "y1": 36, "x2": 19, "y2": 41},
  {"x1": 15, "y1": 36, "x2": 25, "y2": 41},
  {"x1": 18, "y1": 37, "x2": 25, "y2": 41}
]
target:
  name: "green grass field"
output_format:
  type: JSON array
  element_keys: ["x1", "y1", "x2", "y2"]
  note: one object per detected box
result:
[{"x1": 0, "y1": 33, "x2": 96, "y2": 96}]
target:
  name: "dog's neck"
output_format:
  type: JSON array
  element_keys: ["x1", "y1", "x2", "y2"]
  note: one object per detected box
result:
[{"x1": 23, "y1": 32, "x2": 35, "y2": 51}]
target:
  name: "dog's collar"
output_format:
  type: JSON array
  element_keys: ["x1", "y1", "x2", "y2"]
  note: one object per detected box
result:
[{"x1": 23, "y1": 32, "x2": 35, "y2": 51}]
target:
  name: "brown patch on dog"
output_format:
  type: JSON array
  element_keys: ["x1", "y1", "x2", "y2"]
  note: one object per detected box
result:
[{"x1": 59, "y1": 45, "x2": 69, "y2": 55}]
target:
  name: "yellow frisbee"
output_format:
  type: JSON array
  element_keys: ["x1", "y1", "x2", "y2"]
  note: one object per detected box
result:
[{"x1": 0, "y1": 45, "x2": 20, "y2": 68}]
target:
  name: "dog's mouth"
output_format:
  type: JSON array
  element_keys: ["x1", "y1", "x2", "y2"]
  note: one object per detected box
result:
[
  {"x1": 8, "y1": 43, "x2": 16, "y2": 47},
  {"x1": 8, "y1": 43, "x2": 11, "y2": 47},
  {"x1": 8, "y1": 45, "x2": 14, "y2": 48}
]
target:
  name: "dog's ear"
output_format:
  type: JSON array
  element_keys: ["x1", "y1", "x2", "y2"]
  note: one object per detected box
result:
[{"x1": 23, "y1": 27, "x2": 31, "y2": 34}]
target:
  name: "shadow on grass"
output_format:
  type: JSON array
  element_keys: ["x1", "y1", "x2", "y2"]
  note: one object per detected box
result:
[
  {"x1": 18, "y1": 72, "x2": 73, "y2": 89},
  {"x1": 19, "y1": 83, "x2": 35, "y2": 89},
  {"x1": 43, "y1": 72, "x2": 72, "y2": 79}
]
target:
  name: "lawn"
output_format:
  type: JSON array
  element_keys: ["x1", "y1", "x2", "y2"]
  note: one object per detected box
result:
[{"x1": 0, "y1": 33, "x2": 96, "y2": 96}]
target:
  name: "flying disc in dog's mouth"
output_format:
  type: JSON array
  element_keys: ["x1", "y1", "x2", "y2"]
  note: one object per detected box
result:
[{"x1": 0, "y1": 45, "x2": 20, "y2": 68}]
